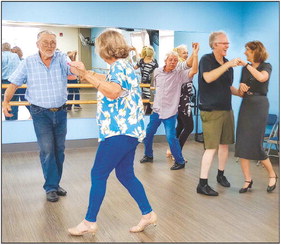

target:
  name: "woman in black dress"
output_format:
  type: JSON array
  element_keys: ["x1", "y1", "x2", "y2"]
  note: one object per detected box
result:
[{"x1": 235, "y1": 41, "x2": 277, "y2": 193}]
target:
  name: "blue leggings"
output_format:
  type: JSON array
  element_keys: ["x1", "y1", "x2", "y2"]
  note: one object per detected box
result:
[{"x1": 85, "y1": 135, "x2": 152, "y2": 222}]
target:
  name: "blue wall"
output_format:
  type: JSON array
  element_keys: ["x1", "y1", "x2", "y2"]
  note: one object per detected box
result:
[{"x1": 2, "y1": 1, "x2": 279, "y2": 144}]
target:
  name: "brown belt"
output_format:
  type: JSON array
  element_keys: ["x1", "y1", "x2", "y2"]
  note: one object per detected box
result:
[{"x1": 31, "y1": 104, "x2": 66, "y2": 112}]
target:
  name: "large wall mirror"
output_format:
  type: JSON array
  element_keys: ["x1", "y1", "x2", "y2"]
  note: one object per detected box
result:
[{"x1": 2, "y1": 21, "x2": 175, "y2": 121}]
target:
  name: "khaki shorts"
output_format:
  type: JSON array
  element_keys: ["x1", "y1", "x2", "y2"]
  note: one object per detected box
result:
[{"x1": 200, "y1": 110, "x2": 235, "y2": 149}]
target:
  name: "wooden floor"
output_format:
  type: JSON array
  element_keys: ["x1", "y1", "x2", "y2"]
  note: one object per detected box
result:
[{"x1": 2, "y1": 140, "x2": 280, "y2": 243}]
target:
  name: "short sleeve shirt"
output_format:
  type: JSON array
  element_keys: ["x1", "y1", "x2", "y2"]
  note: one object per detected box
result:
[
  {"x1": 96, "y1": 59, "x2": 146, "y2": 142},
  {"x1": 198, "y1": 53, "x2": 233, "y2": 111},
  {"x1": 2, "y1": 51, "x2": 20, "y2": 80},
  {"x1": 8, "y1": 51, "x2": 71, "y2": 108},
  {"x1": 240, "y1": 62, "x2": 272, "y2": 95}
]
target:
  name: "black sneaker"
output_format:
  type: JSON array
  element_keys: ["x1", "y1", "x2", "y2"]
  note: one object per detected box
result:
[
  {"x1": 217, "y1": 175, "x2": 231, "y2": 187},
  {"x1": 57, "y1": 187, "x2": 67, "y2": 196},
  {"x1": 170, "y1": 162, "x2": 185, "y2": 170},
  {"x1": 46, "y1": 191, "x2": 59, "y2": 202},
  {"x1": 140, "y1": 155, "x2": 153, "y2": 163},
  {"x1": 196, "y1": 184, "x2": 219, "y2": 196}
]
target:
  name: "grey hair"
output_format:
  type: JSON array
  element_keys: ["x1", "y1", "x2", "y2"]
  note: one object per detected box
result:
[
  {"x1": 2, "y1": 42, "x2": 11, "y2": 51},
  {"x1": 37, "y1": 30, "x2": 56, "y2": 41},
  {"x1": 164, "y1": 51, "x2": 179, "y2": 61},
  {"x1": 209, "y1": 31, "x2": 227, "y2": 49}
]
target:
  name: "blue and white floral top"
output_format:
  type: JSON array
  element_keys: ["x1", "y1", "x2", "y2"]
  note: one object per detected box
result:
[{"x1": 96, "y1": 59, "x2": 146, "y2": 142}]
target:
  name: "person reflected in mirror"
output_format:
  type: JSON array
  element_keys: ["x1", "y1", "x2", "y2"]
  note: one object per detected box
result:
[
  {"x1": 197, "y1": 31, "x2": 242, "y2": 196},
  {"x1": 68, "y1": 29, "x2": 156, "y2": 236},
  {"x1": 166, "y1": 44, "x2": 198, "y2": 160},
  {"x1": 11, "y1": 46, "x2": 31, "y2": 113},
  {"x1": 2, "y1": 42, "x2": 20, "y2": 120},
  {"x1": 132, "y1": 46, "x2": 158, "y2": 115},
  {"x1": 66, "y1": 50, "x2": 82, "y2": 111},
  {"x1": 235, "y1": 41, "x2": 277, "y2": 193},
  {"x1": 2, "y1": 30, "x2": 72, "y2": 202},
  {"x1": 140, "y1": 44, "x2": 199, "y2": 171}
]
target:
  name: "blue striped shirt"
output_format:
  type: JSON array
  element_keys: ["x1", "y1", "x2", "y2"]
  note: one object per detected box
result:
[
  {"x1": 2, "y1": 51, "x2": 20, "y2": 80},
  {"x1": 9, "y1": 51, "x2": 71, "y2": 108}
]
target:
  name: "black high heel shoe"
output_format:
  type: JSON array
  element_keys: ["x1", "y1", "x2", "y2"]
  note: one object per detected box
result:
[
  {"x1": 267, "y1": 174, "x2": 278, "y2": 193},
  {"x1": 239, "y1": 180, "x2": 253, "y2": 193}
]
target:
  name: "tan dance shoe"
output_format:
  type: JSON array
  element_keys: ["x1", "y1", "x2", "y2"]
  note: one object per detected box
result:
[
  {"x1": 130, "y1": 211, "x2": 157, "y2": 233},
  {"x1": 166, "y1": 149, "x2": 172, "y2": 158},
  {"x1": 68, "y1": 220, "x2": 98, "y2": 236}
]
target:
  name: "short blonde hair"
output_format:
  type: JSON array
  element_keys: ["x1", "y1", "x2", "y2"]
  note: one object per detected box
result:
[
  {"x1": 245, "y1": 41, "x2": 268, "y2": 63},
  {"x1": 173, "y1": 44, "x2": 187, "y2": 54},
  {"x1": 209, "y1": 31, "x2": 227, "y2": 49},
  {"x1": 141, "y1": 46, "x2": 154, "y2": 58},
  {"x1": 95, "y1": 29, "x2": 130, "y2": 60}
]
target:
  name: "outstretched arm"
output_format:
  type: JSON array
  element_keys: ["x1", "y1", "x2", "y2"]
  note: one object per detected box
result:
[
  {"x1": 238, "y1": 59, "x2": 269, "y2": 82},
  {"x1": 203, "y1": 58, "x2": 240, "y2": 83},
  {"x1": 70, "y1": 61, "x2": 122, "y2": 100}
]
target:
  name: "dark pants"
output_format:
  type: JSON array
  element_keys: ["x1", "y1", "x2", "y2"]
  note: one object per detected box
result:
[
  {"x1": 176, "y1": 111, "x2": 194, "y2": 149},
  {"x1": 67, "y1": 79, "x2": 80, "y2": 108},
  {"x1": 85, "y1": 135, "x2": 152, "y2": 222},
  {"x1": 30, "y1": 104, "x2": 67, "y2": 193}
]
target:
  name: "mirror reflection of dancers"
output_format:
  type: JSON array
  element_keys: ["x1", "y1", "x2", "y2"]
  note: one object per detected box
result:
[
  {"x1": 66, "y1": 50, "x2": 82, "y2": 111},
  {"x1": 132, "y1": 46, "x2": 158, "y2": 115}
]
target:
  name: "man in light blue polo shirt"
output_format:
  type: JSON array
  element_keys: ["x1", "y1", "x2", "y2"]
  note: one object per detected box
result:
[{"x1": 2, "y1": 30, "x2": 72, "y2": 202}]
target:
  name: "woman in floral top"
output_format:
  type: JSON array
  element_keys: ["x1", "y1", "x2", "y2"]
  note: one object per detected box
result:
[{"x1": 68, "y1": 29, "x2": 157, "y2": 236}]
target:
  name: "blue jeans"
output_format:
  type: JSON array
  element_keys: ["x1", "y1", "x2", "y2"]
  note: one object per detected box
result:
[
  {"x1": 85, "y1": 135, "x2": 152, "y2": 222},
  {"x1": 30, "y1": 105, "x2": 67, "y2": 193},
  {"x1": 143, "y1": 112, "x2": 185, "y2": 164}
]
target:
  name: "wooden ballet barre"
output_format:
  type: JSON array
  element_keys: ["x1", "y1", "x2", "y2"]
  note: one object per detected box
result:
[
  {"x1": 1, "y1": 84, "x2": 154, "y2": 89},
  {"x1": 7, "y1": 99, "x2": 152, "y2": 106}
]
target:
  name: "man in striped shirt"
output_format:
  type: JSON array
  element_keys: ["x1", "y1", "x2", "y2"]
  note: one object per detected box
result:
[{"x1": 3, "y1": 30, "x2": 73, "y2": 202}]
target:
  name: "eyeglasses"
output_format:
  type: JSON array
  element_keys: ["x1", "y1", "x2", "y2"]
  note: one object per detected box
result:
[
  {"x1": 41, "y1": 41, "x2": 56, "y2": 48},
  {"x1": 216, "y1": 42, "x2": 230, "y2": 45}
]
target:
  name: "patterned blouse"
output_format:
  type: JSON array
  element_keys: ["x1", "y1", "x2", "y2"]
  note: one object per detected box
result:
[{"x1": 96, "y1": 59, "x2": 146, "y2": 142}]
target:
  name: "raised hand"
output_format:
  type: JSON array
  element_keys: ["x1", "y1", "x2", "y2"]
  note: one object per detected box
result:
[{"x1": 192, "y1": 42, "x2": 200, "y2": 54}]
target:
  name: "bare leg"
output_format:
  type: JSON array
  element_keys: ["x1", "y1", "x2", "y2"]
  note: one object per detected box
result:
[
  {"x1": 200, "y1": 149, "x2": 217, "y2": 179},
  {"x1": 239, "y1": 158, "x2": 252, "y2": 188},
  {"x1": 218, "y1": 144, "x2": 229, "y2": 171},
  {"x1": 260, "y1": 158, "x2": 277, "y2": 186}
]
